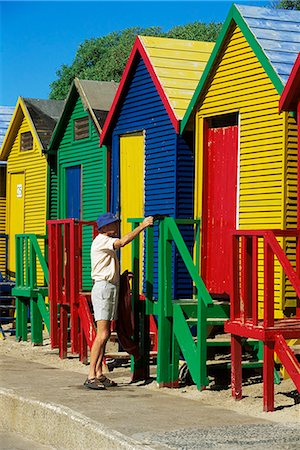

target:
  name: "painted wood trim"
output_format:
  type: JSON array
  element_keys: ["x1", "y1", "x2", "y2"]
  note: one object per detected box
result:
[
  {"x1": 279, "y1": 52, "x2": 300, "y2": 112},
  {"x1": 59, "y1": 162, "x2": 83, "y2": 219},
  {"x1": 0, "y1": 97, "x2": 43, "y2": 160},
  {"x1": 48, "y1": 83, "x2": 77, "y2": 150},
  {"x1": 180, "y1": 4, "x2": 284, "y2": 133},
  {"x1": 100, "y1": 36, "x2": 179, "y2": 146}
]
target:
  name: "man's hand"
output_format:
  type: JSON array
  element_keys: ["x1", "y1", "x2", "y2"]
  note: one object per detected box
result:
[
  {"x1": 114, "y1": 216, "x2": 154, "y2": 249},
  {"x1": 142, "y1": 216, "x2": 154, "y2": 228}
]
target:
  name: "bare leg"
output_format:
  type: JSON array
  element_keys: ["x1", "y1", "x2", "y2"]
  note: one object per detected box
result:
[{"x1": 88, "y1": 320, "x2": 111, "y2": 380}]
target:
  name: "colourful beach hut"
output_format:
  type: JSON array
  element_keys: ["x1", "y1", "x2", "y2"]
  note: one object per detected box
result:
[
  {"x1": 47, "y1": 78, "x2": 118, "y2": 289},
  {"x1": 100, "y1": 35, "x2": 214, "y2": 297},
  {"x1": 0, "y1": 98, "x2": 64, "y2": 278},
  {"x1": 181, "y1": 4, "x2": 300, "y2": 317}
]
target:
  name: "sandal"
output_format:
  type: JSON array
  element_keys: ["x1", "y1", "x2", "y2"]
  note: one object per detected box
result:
[
  {"x1": 96, "y1": 375, "x2": 117, "y2": 387},
  {"x1": 84, "y1": 378, "x2": 106, "y2": 390}
]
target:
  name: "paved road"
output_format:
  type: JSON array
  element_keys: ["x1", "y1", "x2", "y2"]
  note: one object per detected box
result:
[
  {"x1": 1, "y1": 355, "x2": 300, "y2": 449},
  {"x1": 0, "y1": 431, "x2": 56, "y2": 450}
]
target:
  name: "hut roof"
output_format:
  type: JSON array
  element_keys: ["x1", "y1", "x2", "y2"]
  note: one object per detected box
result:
[
  {"x1": 279, "y1": 52, "x2": 300, "y2": 112},
  {"x1": 0, "y1": 106, "x2": 14, "y2": 147},
  {"x1": 23, "y1": 98, "x2": 65, "y2": 149},
  {"x1": 181, "y1": 4, "x2": 300, "y2": 132},
  {"x1": 100, "y1": 35, "x2": 214, "y2": 144},
  {"x1": 48, "y1": 79, "x2": 118, "y2": 149},
  {"x1": 0, "y1": 97, "x2": 64, "y2": 160}
]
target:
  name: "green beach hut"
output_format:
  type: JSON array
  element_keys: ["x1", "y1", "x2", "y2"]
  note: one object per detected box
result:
[{"x1": 47, "y1": 78, "x2": 118, "y2": 289}]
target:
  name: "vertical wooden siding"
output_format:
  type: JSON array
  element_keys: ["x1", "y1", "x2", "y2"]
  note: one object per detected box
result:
[
  {"x1": 112, "y1": 56, "x2": 194, "y2": 298},
  {"x1": 57, "y1": 95, "x2": 107, "y2": 290},
  {"x1": 6, "y1": 113, "x2": 47, "y2": 283},
  {"x1": 195, "y1": 25, "x2": 297, "y2": 316}
]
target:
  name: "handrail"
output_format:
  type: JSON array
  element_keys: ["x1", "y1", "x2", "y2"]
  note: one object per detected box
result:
[
  {"x1": 265, "y1": 231, "x2": 300, "y2": 299},
  {"x1": 15, "y1": 234, "x2": 48, "y2": 288},
  {"x1": 164, "y1": 218, "x2": 212, "y2": 306},
  {"x1": 129, "y1": 216, "x2": 208, "y2": 307},
  {"x1": 232, "y1": 229, "x2": 300, "y2": 327}
]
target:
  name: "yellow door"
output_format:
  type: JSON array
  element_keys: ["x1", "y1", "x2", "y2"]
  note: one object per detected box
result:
[
  {"x1": 120, "y1": 133, "x2": 144, "y2": 277},
  {"x1": 8, "y1": 173, "x2": 25, "y2": 277}
]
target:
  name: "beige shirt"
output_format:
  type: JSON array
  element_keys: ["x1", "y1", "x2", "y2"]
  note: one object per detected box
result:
[{"x1": 91, "y1": 233, "x2": 120, "y2": 284}]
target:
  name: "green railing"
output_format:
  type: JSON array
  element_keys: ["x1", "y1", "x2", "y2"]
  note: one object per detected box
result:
[
  {"x1": 13, "y1": 234, "x2": 49, "y2": 342},
  {"x1": 15, "y1": 234, "x2": 49, "y2": 288},
  {"x1": 129, "y1": 217, "x2": 213, "y2": 388}
]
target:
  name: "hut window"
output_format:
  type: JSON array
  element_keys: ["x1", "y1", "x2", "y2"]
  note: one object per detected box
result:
[
  {"x1": 20, "y1": 132, "x2": 33, "y2": 151},
  {"x1": 74, "y1": 117, "x2": 89, "y2": 140}
]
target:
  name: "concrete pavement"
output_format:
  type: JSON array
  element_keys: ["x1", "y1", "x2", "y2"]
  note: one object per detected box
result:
[{"x1": 0, "y1": 354, "x2": 300, "y2": 449}]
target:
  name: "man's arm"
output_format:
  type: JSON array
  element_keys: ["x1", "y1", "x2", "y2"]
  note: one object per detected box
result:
[{"x1": 113, "y1": 217, "x2": 153, "y2": 250}]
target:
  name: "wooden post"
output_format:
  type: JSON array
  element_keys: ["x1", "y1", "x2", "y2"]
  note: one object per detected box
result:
[
  {"x1": 264, "y1": 239, "x2": 274, "y2": 328},
  {"x1": 231, "y1": 334, "x2": 242, "y2": 400},
  {"x1": 157, "y1": 220, "x2": 173, "y2": 387},
  {"x1": 48, "y1": 223, "x2": 59, "y2": 348},
  {"x1": 252, "y1": 236, "x2": 258, "y2": 326},
  {"x1": 263, "y1": 340, "x2": 275, "y2": 412}
]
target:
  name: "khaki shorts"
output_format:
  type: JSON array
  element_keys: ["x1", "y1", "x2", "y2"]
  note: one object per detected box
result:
[{"x1": 91, "y1": 280, "x2": 119, "y2": 321}]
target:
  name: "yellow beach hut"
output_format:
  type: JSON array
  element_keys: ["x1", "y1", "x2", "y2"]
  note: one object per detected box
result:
[
  {"x1": 181, "y1": 4, "x2": 300, "y2": 317},
  {"x1": 0, "y1": 98, "x2": 64, "y2": 278}
]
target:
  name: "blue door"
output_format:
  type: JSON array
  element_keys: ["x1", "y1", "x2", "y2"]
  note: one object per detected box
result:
[{"x1": 66, "y1": 165, "x2": 81, "y2": 219}]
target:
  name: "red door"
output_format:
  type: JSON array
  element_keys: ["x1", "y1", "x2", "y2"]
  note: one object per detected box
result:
[{"x1": 201, "y1": 121, "x2": 238, "y2": 297}]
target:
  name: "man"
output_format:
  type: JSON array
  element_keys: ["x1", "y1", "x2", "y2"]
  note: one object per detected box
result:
[{"x1": 84, "y1": 212, "x2": 153, "y2": 390}]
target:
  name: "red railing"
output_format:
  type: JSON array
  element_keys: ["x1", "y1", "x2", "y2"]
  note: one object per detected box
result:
[
  {"x1": 47, "y1": 219, "x2": 98, "y2": 358},
  {"x1": 232, "y1": 229, "x2": 300, "y2": 328}
]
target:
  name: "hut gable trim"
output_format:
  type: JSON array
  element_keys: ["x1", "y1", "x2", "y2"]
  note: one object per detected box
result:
[
  {"x1": 0, "y1": 97, "x2": 43, "y2": 160},
  {"x1": 100, "y1": 36, "x2": 180, "y2": 146},
  {"x1": 181, "y1": 3, "x2": 288, "y2": 133},
  {"x1": 280, "y1": 52, "x2": 300, "y2": 112},
  {"x1": 48, "y1": 79, "x2": 118, "y2": 150}
]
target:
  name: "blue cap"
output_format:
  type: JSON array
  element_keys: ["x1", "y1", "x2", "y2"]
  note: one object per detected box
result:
[{"x1": 96, "y1": 212, "x2": 119, "y2": 230}]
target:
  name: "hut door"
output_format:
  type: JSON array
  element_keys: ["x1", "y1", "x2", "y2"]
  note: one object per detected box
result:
[
  {"x1": 202, "y1": 114, "x2": 238, "y2": 297},
  {"x1": 120, "y1": 133, "x2": 144, "y2": 275},
  {"x1": 66, "y1": 165, "x2": 81, "y2": 219},
  {"x1": 8, "y1": 172, "x2": 25, "y2": 277}
]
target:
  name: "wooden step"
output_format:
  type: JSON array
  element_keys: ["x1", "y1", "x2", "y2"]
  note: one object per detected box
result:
[
  {"x1": 186, "y1": 317, "x2": 227, "y2": 326},
  {"x1": 105, "y1": 351, "x2": 158, "y2": 359},
  {"x1": 207, "y1": 359, "x2": 263, "y2": 369}
]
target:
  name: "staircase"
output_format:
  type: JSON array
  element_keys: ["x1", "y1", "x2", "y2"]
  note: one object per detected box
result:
[{"x1": 129, "y1": 217, "x2": 268, "y2": 390}]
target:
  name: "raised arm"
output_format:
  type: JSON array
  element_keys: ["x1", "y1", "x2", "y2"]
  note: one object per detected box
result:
[{"x1": 113, "y1": 217, "x2": 153, "y2": 250}]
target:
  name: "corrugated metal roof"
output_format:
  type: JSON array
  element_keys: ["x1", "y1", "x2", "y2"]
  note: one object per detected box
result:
[
  {"x1": 23, "y1": 98, "x2": 65, "y2": 149},
  {"x1": 0, "y1": 106, "x2": 14, "y2": 147},
  {"x1": 75, "y1": 79, "x2": 119, "y2": 130},
  {"x1": 237, "y1": 4, "x2": 300, "y2": 85},
  {"x1": 76, "y1": 79, "x2": 118, "y2": 112},
  {"x1": 140, "y1": 36, "x2": 214, "y2": 120}
]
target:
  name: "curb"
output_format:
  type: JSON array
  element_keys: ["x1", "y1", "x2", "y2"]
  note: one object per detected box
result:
[{"x1": 0, "y1": 388, "x2": 153, "y2": 450}]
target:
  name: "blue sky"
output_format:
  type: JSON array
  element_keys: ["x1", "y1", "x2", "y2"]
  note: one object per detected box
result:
[{"x1": 0, "y1": 0, "x2": 271, "y2": 106}]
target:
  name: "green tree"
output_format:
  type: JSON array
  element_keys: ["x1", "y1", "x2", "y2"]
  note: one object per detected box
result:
[
  {"x1": 49, "y1": 22, "x2": 221, "y2": 100},
  {"x1": 273, "y1": 0, "x2": 300, "y2": 9}
]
